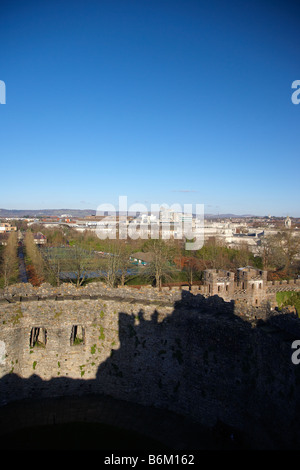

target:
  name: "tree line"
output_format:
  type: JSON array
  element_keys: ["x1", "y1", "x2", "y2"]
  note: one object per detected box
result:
[
  {"x1": 1, "y1": 225, "x2": 299, "y2": 289},
  {"x1": 0, "y1": 231, "x2": 19, "y2": 287}
]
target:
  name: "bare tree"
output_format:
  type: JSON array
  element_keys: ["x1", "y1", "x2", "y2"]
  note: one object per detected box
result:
[
  {"x1": 42, "y1": 246, "x2": 69, "y2": 286},
  {"x1": 235, "y1": 242, "x2": 251, "y2": 268},
  {"x1": 1, "y1": 232, "x2": 19, "y2": 286},
  {"x1": 181, "y1": 255, "x2": 201, "y2": 287},
  {"x1": 103, "y1": 252, "x2": 120, "y2": 288},
  {"x1": 64, "y1": 245, "x2": 95, "y2": 287},
  {"x1": 24, "y1": 231, "x2": 45, "y2": 283},
  {"x1": 275, "y1": 231, "x2": 300, "y2": 272},
  {"x1": 258, "y1": 232, "x2": 300, "y2": 274},
  {"x1": 143, "y1": 239, "x2": 176, "y2": 290},
  {"x1": 116, "y1": 241, "x2": 132, "y2": 287},
  {"x1": 99, "y1": 241, "x2": 131, "y2": 288}
]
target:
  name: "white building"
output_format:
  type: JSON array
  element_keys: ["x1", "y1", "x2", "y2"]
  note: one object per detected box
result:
[{"x1": 285, "y1": 216, "x2": 292, "y2": 229}]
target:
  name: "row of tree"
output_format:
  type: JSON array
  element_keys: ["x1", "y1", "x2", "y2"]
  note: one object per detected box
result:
[
  {"x1": 23, "y1": 231, "x2": 46, "y2": 285},
  {"x1": 257, "y1": 231, "x2": 300, "y2": 278},
  {"x1": 20, "y1": 231, "x2": 260, "y2": 289},
  {"x1": 0, "y1": 232, "x2": 19, "y2": 287},
  {"x1": 1, "y1": 226, "x2": 299, "y2": 289}
]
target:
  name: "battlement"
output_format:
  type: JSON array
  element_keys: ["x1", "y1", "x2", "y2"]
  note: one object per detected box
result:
[
  {"x1": 1, "y1": 266, "x2": 299, "y2": 310},
  {"x1": 0, "y1": 287, "x2": 300, "y2": 449},
  {"x1": 267, "y1": 279, "x2": 300, "y2": 287}
]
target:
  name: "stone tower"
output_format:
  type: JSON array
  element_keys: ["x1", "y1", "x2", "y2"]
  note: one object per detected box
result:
[
  {"x1": 236, "y1": 266, "x2": 268, "y2": 306},
  {"x1": 203, "y1": 269, "x2": 235, "y2": 300}
]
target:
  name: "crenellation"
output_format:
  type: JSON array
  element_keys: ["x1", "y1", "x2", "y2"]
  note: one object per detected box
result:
[
  {"x1": 0, "y1": 267, "x2": 299, "y2": 446},
  {"x1": 0, "y1": 287, "x2": 300, "y2": 448},
  {"x1": 1, "y1": 266, "x2": 299, "y2": 312}
]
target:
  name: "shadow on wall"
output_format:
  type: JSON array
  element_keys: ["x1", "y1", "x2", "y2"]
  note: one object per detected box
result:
[{"x1": 1, "y1": 291, "x2": 300, "y2": 450}]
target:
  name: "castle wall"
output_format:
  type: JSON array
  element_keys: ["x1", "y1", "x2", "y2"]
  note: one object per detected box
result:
[{"x1": 1, "y1": 292, "x2": 300, "y2": 448}]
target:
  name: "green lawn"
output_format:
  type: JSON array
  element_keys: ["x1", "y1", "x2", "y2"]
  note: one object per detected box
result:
[{"x1": 276, "y1": 291, "x2": 300, "y2": 317}]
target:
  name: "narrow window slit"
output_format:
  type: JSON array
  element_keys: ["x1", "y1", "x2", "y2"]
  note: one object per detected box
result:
[
  {"x1": 70, "y1": 325, "x2": 85, "y2": 346},
  {"x1": 30, "y1": 327, "x2": 47, "y2": 348}
]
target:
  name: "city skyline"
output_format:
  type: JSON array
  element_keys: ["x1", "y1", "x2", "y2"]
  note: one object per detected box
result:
[{"x1": 0, "y1": 0, "x2": 299, "y2": 216}]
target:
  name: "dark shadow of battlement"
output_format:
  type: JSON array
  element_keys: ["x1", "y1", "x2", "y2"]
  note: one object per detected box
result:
[{"x1": 0, "y1": 291, "x2": 300, "y2": 450}]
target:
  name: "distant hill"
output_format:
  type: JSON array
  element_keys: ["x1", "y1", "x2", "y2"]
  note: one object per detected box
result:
[
  {"x1": 204, "y1": 213, "x2": 256, "y2": 218},
  {"x1": 0, "y1": 208, "x2": 96, "y2": 218},
  {"x1": 0, "y1": 208, "x2": 258, "y2": 219}
]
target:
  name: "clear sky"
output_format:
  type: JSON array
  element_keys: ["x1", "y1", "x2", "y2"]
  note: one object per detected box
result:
[{"x1": 0, "y1": 0, "x2": 299, "y2": 216}]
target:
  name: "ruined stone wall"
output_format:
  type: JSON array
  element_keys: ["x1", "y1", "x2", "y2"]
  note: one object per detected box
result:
[
  {"x1": 267, "y1": 279, "x2": 300, "y2": 289},
  {"x1": 1, "y1": 268, "x2": 300, "y2": 309},
  {"x1": 1, "y1": 289, "x2": 300, "y2": 448},
  {"x1": 0, "y1": 295, "x2": 176, "y2": 385}
]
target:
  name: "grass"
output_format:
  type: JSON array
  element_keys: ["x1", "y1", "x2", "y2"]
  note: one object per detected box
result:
[
  {"x1": 276, "y1": 291, "x2": 300, "y2": 317},
  {"x1": 73, "y1": 337, "x2": 84, "y2": 345}
]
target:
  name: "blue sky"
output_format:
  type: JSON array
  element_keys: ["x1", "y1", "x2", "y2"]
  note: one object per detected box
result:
[{"x1": 0, "y1": 0, "x2": 299, "y2": 216}]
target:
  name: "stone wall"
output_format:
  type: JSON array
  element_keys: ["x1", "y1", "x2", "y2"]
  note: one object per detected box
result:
[
  {"x1": 1, "y1": 286, "x2": 300, "y2": 449},
  {"x1": 1, "y1": 264, "x2": 300, "y2": 309}
]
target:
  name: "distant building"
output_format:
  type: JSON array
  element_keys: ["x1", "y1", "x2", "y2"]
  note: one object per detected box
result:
[
  {"x1": 0, "y1": 223, "x2": 17, "y2": 233},
  {"x1": 285, "y1": 216, "x2": 292, "y2": 229},
  {"x1": 34, "y1": 232, "x2": 47, "y2": 245},
  {"x1": 130, "y1": 252, "x2": 153, "y2": 265}
]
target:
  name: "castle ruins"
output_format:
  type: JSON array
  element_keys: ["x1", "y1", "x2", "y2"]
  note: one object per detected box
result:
[{"x1": 0, "y1": 267, "x2": 300, "y2": 449}]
